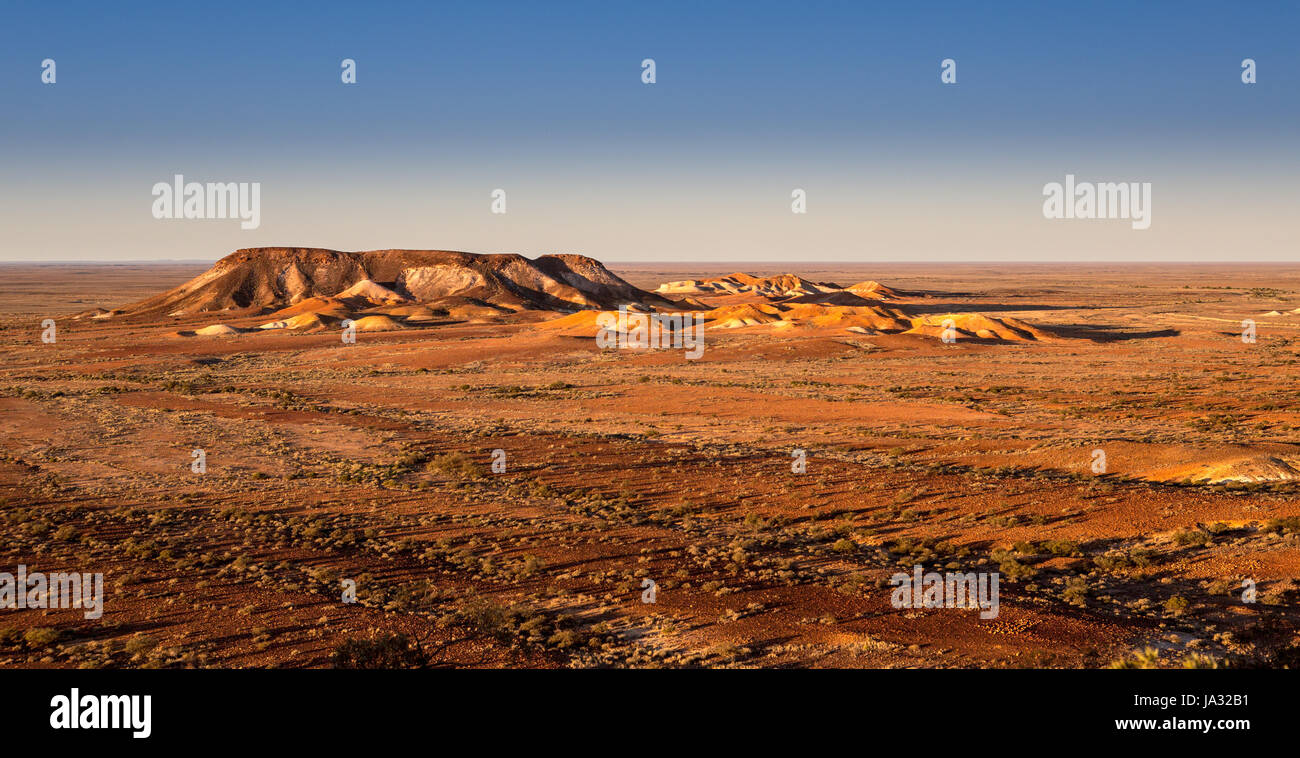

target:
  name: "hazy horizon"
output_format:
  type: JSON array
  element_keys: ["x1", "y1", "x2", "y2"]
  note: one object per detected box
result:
[
  {"x1": 4, "y1": 256, "x2": 1300, "y2": 267},
  {"x1": 3, "y1": 1, "x2": 1297, "y2": 263}
]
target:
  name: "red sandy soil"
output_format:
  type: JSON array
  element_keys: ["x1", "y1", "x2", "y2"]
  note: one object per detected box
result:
[{"x1": 1, "y1": 261, "x2": 1297, "y2": 669}]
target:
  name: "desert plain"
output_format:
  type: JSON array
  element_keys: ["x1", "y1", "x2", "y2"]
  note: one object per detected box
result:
[{"x1": 1, "y1": 250, "x2": 1298, "y2": 669}]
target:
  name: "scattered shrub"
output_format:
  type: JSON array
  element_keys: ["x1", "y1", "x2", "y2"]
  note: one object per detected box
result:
[
  {"x1": 331, "y1": 633, "x2": 428, "y2": 669},
  {"x1": 1172, "y1": 529, "x2": 1210, "y2": 547},
  {"x1": 1108, "y1": 647, "x2": 1161, "y2": 669},
  {"x1": 23, "y1": 627, "x2": 61, "y2": 649},
  {"x1": 426, "y1": 452, "x2": 485, "y2": 480},
  {"x1": 124, "y1": 634, "x2": 159, "y2": 657}
]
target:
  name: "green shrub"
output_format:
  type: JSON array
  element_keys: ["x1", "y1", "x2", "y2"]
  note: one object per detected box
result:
[
  {"x1": 1182, "y1": 653, "x2": 1220, "y2": 669},
  {"x1": 1093, "y1": 554, "x2": 1131, "y2": 571},
  {"x1": 998, "y1": 557, "x2": 1037, "y2": 581},
  {"x1": 1173, "y1": 529, "x2": 1210, "y2": 547},
  {"x1": 1040, "y1": 540, "x2": 1080, "y2": 557},
  {"x1": 1108, "y1": 647, "x2": 1161, "y2": 669},
  {"x1": 426, "y1": 452, "x2": 485, "y2": 480},
  {"x1": 331, "y1": 633, "x2": 428, "y2": 669},
  {"x1": 1062, "y1": 577, "x2": 1089, "y2": 606},
  {"x1": 124, "y1": 634, "x2": 159, "y2": 657},
  {"x1": 23, "y1": 627, "x2": 61, "y2": 649},
  {"x1": 396, "y1": 450, "x2": 429, "y2": 468}
]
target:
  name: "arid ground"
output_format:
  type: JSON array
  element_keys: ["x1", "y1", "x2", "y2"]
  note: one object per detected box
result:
[{"x1": 2, "y1": 258, "x2": 1298, "y2": 668}]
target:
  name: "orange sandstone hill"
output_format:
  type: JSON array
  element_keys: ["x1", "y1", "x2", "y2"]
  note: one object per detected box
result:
[
  {"x1": 655, "y1": 273, "x2": 838, "y2": 298},
  {"x1": 655, "y1": 273, "x2": 913, "y2": 304},
  {"x1": 109, "y1": 247, "x2": 676, "y2": 317}
]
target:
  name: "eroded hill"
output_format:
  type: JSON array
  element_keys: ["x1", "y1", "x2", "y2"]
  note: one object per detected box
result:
[{"x1": 99, "y1": 248, "x2": 676, "y2": 318}]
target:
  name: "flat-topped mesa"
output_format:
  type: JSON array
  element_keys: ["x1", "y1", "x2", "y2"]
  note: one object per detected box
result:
[
  {"x1": 110, "y1": 247, "x2": 675, "y2": 317},
  {"x1": 846, "y1": 280, "x2": 903, "y2": 299},
  {"x1": 654, "y1": 272, "x2": 906, "y2": 302},
  {"x1": 656, "y1": 273, "x2": 833, "y2": 297}
]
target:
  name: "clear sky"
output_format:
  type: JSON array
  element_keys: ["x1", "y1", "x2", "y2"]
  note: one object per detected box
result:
[{"x1": 1, "y1": 0, "x2": 1296, "y2": 262}]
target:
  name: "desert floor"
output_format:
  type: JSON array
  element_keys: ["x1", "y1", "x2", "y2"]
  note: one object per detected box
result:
[{"x1": 2, "y1": 262, "x2": 1298, "y2": 668}]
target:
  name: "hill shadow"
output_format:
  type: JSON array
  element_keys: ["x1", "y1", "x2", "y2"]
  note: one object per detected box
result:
[
  {"x1": 904, "y1": 302, "x2": 1114, "y2": 315},
  {"x1": 1048, "y1": 324, "x2": 1180, "y2": 341}
]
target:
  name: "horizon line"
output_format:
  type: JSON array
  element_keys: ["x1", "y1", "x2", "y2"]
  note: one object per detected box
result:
[{"x1": 3, "y1": 258, "x2": 1300, "y2": 267}]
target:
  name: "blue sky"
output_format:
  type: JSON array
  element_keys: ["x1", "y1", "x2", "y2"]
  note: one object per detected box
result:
[{"x1": 2, "y1": 0, "x2": 1296, "y2": 261}]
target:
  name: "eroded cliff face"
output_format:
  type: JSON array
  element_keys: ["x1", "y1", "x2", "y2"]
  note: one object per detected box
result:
[{"x1": 111, "y1": 247, "x2": 674, "y2": 317}]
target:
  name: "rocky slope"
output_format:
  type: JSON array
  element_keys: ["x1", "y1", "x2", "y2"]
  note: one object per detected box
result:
[{"x1": 109, "y1": 248, "x2": 675, "y2": 317}]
